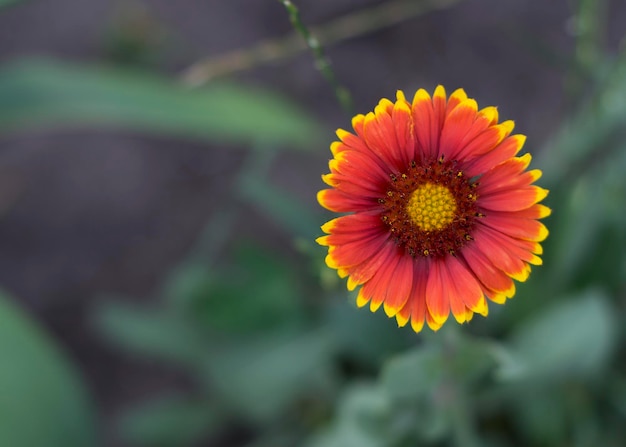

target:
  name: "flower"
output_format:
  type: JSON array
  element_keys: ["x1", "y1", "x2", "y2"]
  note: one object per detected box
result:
[{"x1": 316, "y1": 86, "x2": 549, "y2": 333}]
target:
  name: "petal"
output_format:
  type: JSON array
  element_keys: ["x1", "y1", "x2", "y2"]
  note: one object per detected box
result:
[
  {"x1": 320, "y1": 213, "x2": 382, "y2": 236},
  {"x1": 362, "y1": 111, "x2": 403, "y2": 172},
  {"x1": 446, "y1": 255, "x2": 488, "y2": 317},
  {"x1": 412, "y1": 88, "x2": 437, "y2": 159},
  {"x1": 383, "y1": 254, "x2": 414, "y2": 317},
  {"x1": 430, "y1": 85, "x2": 447, "y2": 159},
  {"x1": 438, "y1": 98, "x2": 478, "y2": 159},
  {"x1": 446, "y1": 88, "x2": 468, "y2": 114},
  {"x1": 317, "y1": 189, "x2": 377, "y2": 212},
  {"x1": 361, "y1": 247, "x2": 403, "y2": 312},
  {"x1": 472, "y1": 224, "x2": 531, "y2": 281},
  {"x1": 464, "y1": 134, "x2": 526, "y2": 176},
  {"x1": 479, "y1": 186, "x2": 549, "y2": 212},
  {"x1": 392, "y1": 92, "x2": 417, "y2": 166},
  {"x1": 455, "y1": 120, "x2": 514, "y2": 162},
  {"x1": 477, "y1": 154, "x2": 534, "y2": 195},
  {"x1": 345, "y1": 239, "x2": 400, "y2": 290},
  {"x1": 481, "y1": 213, "x2": 549, "y2": 242},
  {"x1": 461, "y1": 244, "x2": 516, "y2": 299},
  {"x1": 510, "y1": 204, "x2": 552, "y2": 219},
  {"x1": 425, "y1": 259, "x2": 450, "y2": 324},
  {"x1": 409, "y1": 257, "x2": 429, "y2": 333}
]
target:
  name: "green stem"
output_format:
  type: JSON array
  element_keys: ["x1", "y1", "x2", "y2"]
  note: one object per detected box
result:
[
  {"x1": 181, "y1": 0, "x2": 463, "y2": 93},
  {"x1": 276, "y1": 0, "x2": 353, "y2": 114}
]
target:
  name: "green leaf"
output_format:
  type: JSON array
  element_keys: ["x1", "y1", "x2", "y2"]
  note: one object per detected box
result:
[
  {"x1": 94, "y1": 300, "x2": 207, "y2": 367},
  {"x1": 381, "y1": 345, "x2": 442, "y2": 401},
  {"x1": 306, "y1": 383, "x2": 395, "y2": 447},
  {"x1": 324, "y1": 297, "x2": 410, "y2": 369},
  {"x1": 0, "y1": 59, "x2": 322, "y2": 149},
  {"x1": 205, "y1": 330, "x2": 336, "y2": 423},
  {"x1": 307, "y1": 383, "x2": 393, "y2": 447},
  {"x1": 0, "y1": 292, "x2": 97, "y2": 447},
  {"x1": 511, "y1": 388, "x2": 567, "y2": 447},
  {"x1": 235, "y1": 149, "x2": 321, "y2": 238},
  {"x1": 164, "y1": 243, "x2": 304, "y2": 334},
  {"x1": 498, "y1": 289, "x2": 617, "y2": 382},
  {"x1": 119, "y1": 395, "x2": 221, "y2": 447},
  {"x1": 381, "y1": 331, "x2": 497, "y2": 402}
]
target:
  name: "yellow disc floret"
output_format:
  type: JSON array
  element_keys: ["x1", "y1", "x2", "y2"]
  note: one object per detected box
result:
[{"x1": 406, "y1": 182, "x2": 457, "y2": 231}]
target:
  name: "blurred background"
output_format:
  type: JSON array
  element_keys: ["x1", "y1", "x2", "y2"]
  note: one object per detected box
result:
[{"x1": 0, "y1": 0, "x2": 625, "y2": 446}]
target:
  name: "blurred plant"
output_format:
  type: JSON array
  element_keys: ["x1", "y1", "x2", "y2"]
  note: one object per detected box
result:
[
  {"x1": 0, "y1": 291, "x2": 96, "y2": 447},
  {"x1": 0, "y1": 0, "x2": 625, "y2": 446}
]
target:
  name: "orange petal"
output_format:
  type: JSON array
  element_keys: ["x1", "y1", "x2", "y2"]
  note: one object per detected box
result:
[
  {"x1": 481, "y1": 214, "x2": 549, "y2": 242},
  {"x1": 409, "y1": 257, "x2": 429, "y2": 333},
  {"x1": 383, "y1": 254, "x2": 414, "y2": 317},
  {"x1": 461, "y1": 245, "x2": 516, "y2": 298},
  {"x1": 412, "y1": 88, "x2": 437, "y2": 159},
  {"x1": 472, "y1": 224, "x2": 531, "y2": 282},
  {"x1": 479, "y1": 186, "x2": 549, "y2": 212},
  {"x1": 439, "y1": 99, "x2": 479, "y2": 159},
  {"x1": 464, "y1": 134, "x2": 526, "y2": 177},
  {"x1": 446, "y1": 88, "x2": 468, "y2": 114},
  {"x1": 425, "y1": 259, "x2": 451, "y2": 325},
  {"x1": 392, "y1": 93, "x2": 417, "y2": 166}
]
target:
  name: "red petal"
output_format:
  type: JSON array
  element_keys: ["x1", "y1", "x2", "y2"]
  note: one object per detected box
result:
[
  {"x1": 425, "y1": 259, "x2": 451, "y2": 324},
  {"x1": 479, "y1": 186, "x2": 548, "y2": 212},
  {"x1": 409, "y1": 257, "x2": 429, "y2": 332},
  {"x1": 461, "y1": 244, "x2": 515, "y2": 298},
  {"x1": 438, "y1": 99, "x2": 478, "y2": 159},
  {"x1": 464, "y1": 134, "x2": 526, "y2": 176},
  {"x1": 412, "y1": 89, "x2": 437, "y2": 160},
  {"x1": 472, "y1": 224, "x2": 530, "y2": 281},
  {"x1": 481, "y1": 213, "x2": 549, "y2": 242},
  {"x1": 383, "y1": 254, "x2": 414, "y2": 317},
  {"x1": 317, "y1": 189, "x2": 377, "y2": 212}
]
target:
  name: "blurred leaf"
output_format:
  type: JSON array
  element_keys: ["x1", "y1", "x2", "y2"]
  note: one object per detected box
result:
[
  {"x1": 0, "y1": 292, "x2": 96, "y2": 447},
  {"x1": 119, "y1": 395, "x2": 221, "y2": 447},
  {"x1": 511, "y1": 388, "x2": 567, "y2": 447},
  {"x1": 236, "y1": 149, "x2": 321, "y2": 238},
  {"x1": 324, "y1": 297, "x2": 410, "y2": 369},
  {"x1": 164, "y1": 243, "x2": 304, "y2": 333},
  {"x1": 237, "y1": 174, "x2": 320, "y2": 237},
  {"x1": 381, "y1": 345, "x2": 442, "y2": 401},
  {"x1": 205, "y1": 330, "x2": 336, "y2": 423},
  {"x1": 306, "y1": 383, "x2": 392, "y2": 447},
  {"x1": 498, "y1": 289, "x2": 616, "y2": 382},
  {"x1": 0, "y1": 59, "x2": 322, "y2": 148},
  {"x1": 0, "y1": 0, "x2": 25, "y2": 9},
  {"x1": 381, "y1": 331, "x2": 497, "y2": 402},
  {"x1": 540, "y1": 44, "x2": 626, "y2": 188},
  {"x1": 95, "y1": 300, "x2": 206, "y2": 367}
]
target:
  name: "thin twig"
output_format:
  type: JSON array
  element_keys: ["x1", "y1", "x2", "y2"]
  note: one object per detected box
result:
[{"x1": 181, "y1": 0, "x2": 462, "y2": 87}]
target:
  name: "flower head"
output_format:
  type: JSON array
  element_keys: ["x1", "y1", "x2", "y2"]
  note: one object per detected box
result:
[{"x1": 317, "y1": 86, "x2": 549, "y2": 333}]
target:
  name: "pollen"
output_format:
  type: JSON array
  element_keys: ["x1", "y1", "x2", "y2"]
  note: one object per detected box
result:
[{"x1": 406, "y1": 183, "x2": 457, "y2": 231}]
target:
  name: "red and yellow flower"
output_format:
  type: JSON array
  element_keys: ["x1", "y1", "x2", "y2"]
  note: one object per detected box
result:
[{"x1": 317, "y1": 86, "x2": 549, "y2": 332}]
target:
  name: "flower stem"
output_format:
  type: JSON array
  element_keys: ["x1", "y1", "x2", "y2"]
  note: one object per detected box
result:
[{"x1": 276, "y1": 0, "x2": 353, "y2": 114}]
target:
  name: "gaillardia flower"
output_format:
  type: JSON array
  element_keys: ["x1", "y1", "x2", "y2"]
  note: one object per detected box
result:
[{"x1": 317, "y1": 86, "x2": 549, "y2": 333}]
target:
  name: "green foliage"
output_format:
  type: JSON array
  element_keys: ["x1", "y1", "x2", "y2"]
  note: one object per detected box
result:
[
  {"x1": 499, "y1": 290, "x2": 616, "y2": 382},
  {"x1": 119, "y1": 395, "x2": 222, "y2": 447},
  {"x1": 0, "y1": 292, "x2": 96, "y2": 447},
  {"x1": 0, "y1": 59, "x2": 322, "y2": 149}
]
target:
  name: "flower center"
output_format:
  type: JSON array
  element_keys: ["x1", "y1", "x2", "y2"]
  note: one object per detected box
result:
[
  {"x1": 406, "y1": 183, "x2": 457, "y2": 231},
  {"x1": 379, "y1": 157, "x2": 481, "y2": 258}
]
